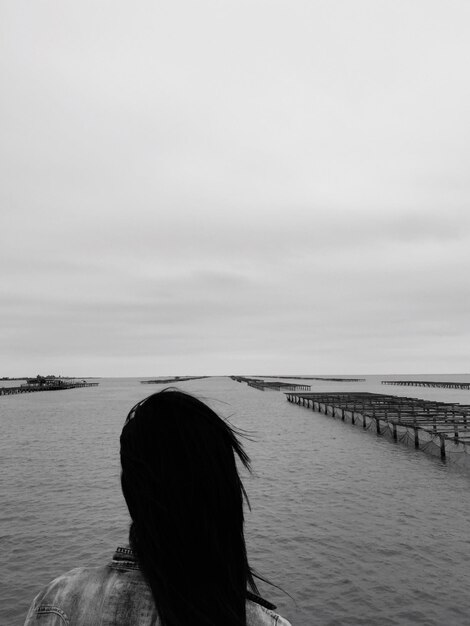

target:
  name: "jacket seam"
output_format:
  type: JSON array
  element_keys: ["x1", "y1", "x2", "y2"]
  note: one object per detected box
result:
[{"x1": 36, "y1": 605, "x2": 69, "y2": 624}]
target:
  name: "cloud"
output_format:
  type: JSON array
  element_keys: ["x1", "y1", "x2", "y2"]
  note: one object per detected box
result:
[{"x1": 1, "y1": 1, "x2": 470, "y2": 375}]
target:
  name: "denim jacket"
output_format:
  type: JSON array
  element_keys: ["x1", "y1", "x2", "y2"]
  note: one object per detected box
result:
[{"x1": 24, "y1": 547, "x2": 292, "y2": 625}]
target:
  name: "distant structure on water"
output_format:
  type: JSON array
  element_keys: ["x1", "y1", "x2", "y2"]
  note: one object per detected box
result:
[
  {"x1": 382, "y1": 380, "x2": 470, "y2": 390},
  {"x1": 231, "y1": 376, "x2": 311, "y2": 391},
  {"x1": 140, "y1": 376, "x2": 209, "y2": 384},
  {"x1": 286, "y1": 391, "x2": 470, "y2": 463},
  {"x1": 255, "y1": 375, "x2": 365, "y2": 382},
  {"x1": 0, "y1": 375, "x2": 99, "y2": 396}
]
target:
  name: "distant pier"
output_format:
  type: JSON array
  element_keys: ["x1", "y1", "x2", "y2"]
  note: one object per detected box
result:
[
  {"x1": 382, "y1": 380, "x2": 470, "y2": 390},
  {"x1": 285, "y1": 391, "x2": 470, "y2": 462},
  {"x1": 231, "y1": 376, "x2": 311, "y2": 391},
  {"x1": 252, "y1": 376, "x2": 365, "y2": 382},
  {"x1": 141, "y1": 376, "x2": 209, "y2": 384},
  {"x1": 308, "y1": 377, "x2": 365, "y2": 382}
]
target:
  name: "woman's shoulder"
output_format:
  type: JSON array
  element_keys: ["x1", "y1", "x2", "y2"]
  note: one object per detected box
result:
[
  {"x1": 24, "y1": 561, "x2": 150, "y2": 625},
  {"x1": 31, "y1": 565, "x2": 95, "y2": 599},
  {"x1": 31, "y1": 562, "x2": 120, "y2": 595},
  {"x1": 24, "y1": 566, "x2": 96, "y2": 625}
]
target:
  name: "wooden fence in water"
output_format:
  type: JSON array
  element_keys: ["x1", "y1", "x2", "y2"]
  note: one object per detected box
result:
[
  {"x1": 382, "y1": 380, "x2": 470, "y2": 390},
  {"x1": 231, "y1": 376, "x2": 311, "y2": 391},
  {"x1": 285, "y1": 391, "x2": 470, "y2": 461}
]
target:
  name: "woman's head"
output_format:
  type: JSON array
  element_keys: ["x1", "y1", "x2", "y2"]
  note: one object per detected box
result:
[{"x1": 120, "y1": 389, "x2": 258, "y2": 625}]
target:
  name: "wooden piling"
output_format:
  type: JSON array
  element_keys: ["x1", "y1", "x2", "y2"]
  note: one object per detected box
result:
[{"x1": 440, "y1": 435, "x2": 446, "y2": 461}]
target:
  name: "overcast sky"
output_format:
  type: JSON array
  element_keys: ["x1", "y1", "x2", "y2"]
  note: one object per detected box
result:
[{"x1": 1, "y1": 1, "x2": 469, "y2": 376}]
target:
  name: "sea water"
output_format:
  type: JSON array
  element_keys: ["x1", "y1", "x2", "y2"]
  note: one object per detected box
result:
[{"x1": 2, "y1": 375, "x2": 470, "y2": 625}]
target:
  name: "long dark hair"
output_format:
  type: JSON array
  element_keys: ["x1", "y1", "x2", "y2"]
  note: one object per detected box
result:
[{"x1": 120, "y1": 389, "x2": 261, "y2": 625}]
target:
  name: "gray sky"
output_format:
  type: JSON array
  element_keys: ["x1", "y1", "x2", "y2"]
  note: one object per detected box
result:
[{"x1": 1, "y1": 1, "x2": 470, "y2": 376}]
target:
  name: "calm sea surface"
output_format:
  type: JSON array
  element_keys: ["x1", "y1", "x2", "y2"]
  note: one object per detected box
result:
[{"x1": 3, "y1": 375, "x2": 470, "y2": 625}]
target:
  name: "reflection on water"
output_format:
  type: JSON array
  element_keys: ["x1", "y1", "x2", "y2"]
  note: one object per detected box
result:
[{"x1": 2, "y1": 376, "x2": 470, "y2": 625}]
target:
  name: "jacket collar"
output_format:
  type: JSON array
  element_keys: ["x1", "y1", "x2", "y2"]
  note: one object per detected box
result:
[{"x1": 113, "y1": 546, "x2": 135, "y2": 561}]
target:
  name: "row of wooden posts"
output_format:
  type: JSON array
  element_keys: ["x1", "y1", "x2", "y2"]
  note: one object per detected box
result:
[
  {"x1": 140, "y1": 376, "x2": 208, "y2": 384},
  {"x1": 260, "y1": 376, "x2": 365, "y2": 382},
  {"x1": 285, "y1": 392, "x2": 470, "y2": 461},
  {"x1": 231, "y1": 376, "x2": 311, "y2": 391},
  {"x1": 233, "y1": 376, "x2": 470, "y2": 389},
  {"x1": 382, "y1": 380, "x2": 470, "y2": 390}
]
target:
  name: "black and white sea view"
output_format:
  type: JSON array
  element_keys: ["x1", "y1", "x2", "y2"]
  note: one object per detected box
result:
[
  {"x1": 3, "y1": 2, "x2": 470, "y2": 625},
  {"x1": 4, "y1": 374, "x2": 470, "y2": 626}
]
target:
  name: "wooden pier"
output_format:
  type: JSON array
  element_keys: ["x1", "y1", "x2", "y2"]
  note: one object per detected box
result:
[
  {"x1": 249, "y1": 381, "x2": 311, "y2": 391},
  {"x1": 285, "y1": 391, "x2": 470, "y2": 461},
  {"x1": 308, "y1": 377, "x2": 365, "y2": 382},
  {"x1": 141, "y1": 376, "x2": 208, "y2": 384},
  {"x1": 382, "y1": 380, "x2": 470, "y2": 390},
  {"x1": 0, "y1": 380, "x2": 99, "y2": 396},
  {"x1": 231, "y1": 376, "x2": 311, "y2": 391},
  {"x1": 253, "y1": 376, "x2": 365, "y2": 382}
]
